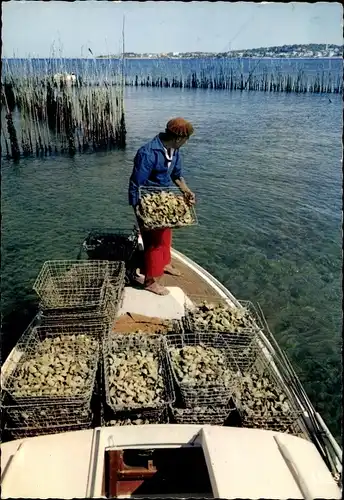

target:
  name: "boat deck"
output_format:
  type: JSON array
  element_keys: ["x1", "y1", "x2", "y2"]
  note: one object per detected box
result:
[
  {"x1": 117, "y1": 251, "x2": 230, "y2": 323},
  {"x1": 160, "y1": 257, "x2": 220, "y2": 302}
]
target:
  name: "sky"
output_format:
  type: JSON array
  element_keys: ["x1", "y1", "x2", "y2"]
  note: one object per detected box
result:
[{"x1": 2, "y1": 1, "x2": 343, "y2": 58}]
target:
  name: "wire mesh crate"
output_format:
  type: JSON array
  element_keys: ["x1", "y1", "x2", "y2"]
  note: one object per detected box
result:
[
  {"x1": 223, "y1": 332, "x2": 261, "y2": 373},
  {"x1": 238, "y1": 300, "x2": 267, "y2": 331},
  {"x1": 279, "y1": 419, "x2": 309, "y2": 439},
  {"x1": 1, "y1": 316, "x2": 40, "y2": 394},
  {"x1": 2, "y1": 334, "x2": 99, "y2": 430},
  {"x1": 183, "y1": 296, "x2": 264, "y2": 334},
  {"x1": 33, "y1": 260, "x2": 109, "y2": 309},
  {"x1": 101, "y1": 341, "x2": 168, "y2": 425},
  {"x1": 4, "y1": 401, "x2": 93, "y2": 428},
  {"x1": 107, "y1": 260, "x2": 126, "y2": 287},
  {"x1": 102, "y1": 404, "x2": 169, "y2": 427},
  {"x1": 3, "y1": 323, "x2": 100, "y2": 405},
  {"x1": 137, "y1": 186, "x2": 198, "y2": 230},
  {"x1": 170, "y1": 403, "x2": 234, "y2": 425},
  {"x1": 82, "y1": 227, "x2": 139, "y2": 263},
  {"x1": 33, "y1": 321, "x2": 105, "y2": 341},
  {"x1": 240, "y1": 412, "x2": 304, "y2": 434},
  {"x1": 38, "y1": 309, "x2": 106, "y2": 326},
  {"x1": 170, "y1": 319, "x2": 184, "y2": 335},
  {"x1": 171, "y1": 319, "x2": 259, "y2": 374},
  {"x1": 33, "y1": 260, "x2": 125, "y2": 310},
  {"x1": 5, "y1": 422, "x2": 92, "y2": 440},
  {"x1": 36, "y1": 262, "x2": 125, "y2": 325},
  {"x1": 181, "y1": 297, "x2": 263, "y2": 372},
  {"x1": 103, "y1": 333, "x2": 175, "y2": 414},
  {"x1": 232, "y1": 354, "x2": 304, "y2": 433},
  {"x1": 164, "y1": 332, "x2": 239, "y2": 408},
  {"x1": 38, "y1": 283, "x2": 124, "y2": 326},
  {"x1": 102, "y1": 274, "x2": 126, "y2": 321}
]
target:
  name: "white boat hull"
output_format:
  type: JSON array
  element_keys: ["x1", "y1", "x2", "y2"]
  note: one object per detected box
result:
[{"x1": 1, "y1": 424, "x2": 341, "y2": 499}]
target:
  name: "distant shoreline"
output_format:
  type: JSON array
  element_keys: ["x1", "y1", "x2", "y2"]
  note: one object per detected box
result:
[
  {"x1": 96, "y1": 56, "x2": 342, "y2": 60},
  {"x1": 2, "y1": 56, "x2": 341, "y2": 61}
]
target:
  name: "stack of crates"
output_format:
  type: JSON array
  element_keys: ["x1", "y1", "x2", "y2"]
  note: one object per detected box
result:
[
  {"x1": 34, "y1": 260, "x2": 125, "y2": 326},
  {"x1": 2, "y1": 259, "x2": 126, "y2": 439},
  {"x1": 167, "y1": 297, "x2": 263, "y2": 425},
  {"x1": 2, "y1": 322, "x2": 103, "y2": 439}
]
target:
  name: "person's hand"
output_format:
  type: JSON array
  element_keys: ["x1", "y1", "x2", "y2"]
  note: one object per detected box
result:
[{"x1": 184, "y1": 190, "x2": 196, "y2": 205}]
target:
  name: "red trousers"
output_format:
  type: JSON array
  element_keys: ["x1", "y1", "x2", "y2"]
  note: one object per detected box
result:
[{"x1": 140, "y1": 228, "x2": 172, "y2": 279}]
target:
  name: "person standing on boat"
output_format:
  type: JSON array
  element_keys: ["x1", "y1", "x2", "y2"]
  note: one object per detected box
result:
[{"x1": 129, "y1": 117, "x2": 195, "y2": 296}]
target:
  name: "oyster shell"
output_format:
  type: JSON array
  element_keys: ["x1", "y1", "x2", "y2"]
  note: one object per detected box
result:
[
  {"x1": 108, "y1": 418, "x2": 151, "y2": 426},
  {"x1": 107, "y1": 411, "x2": 161, "y2": 426},
  {"x1": 7, "y1": 405, "x2": 92, "y2": 428},
  {"x1": 188, "y1": 301, "x2": 256, "y2": 334},
  {"x1": 169, "y1": 343, "x2": 232, "y2": 388},
  {"x1": 138, "y1": 191, "x2": 195, "y2": 228},
  {"x1": 9, "y1": 335, "x2": 98, "y2": 398},
  {"x1": 173, "y1": 405, "x2": 230, "y2": 425},
  {"x1": 107, "y1": 345, "x2": 165, "y2": 408},
  {"x1": 233, "y1": 370, "x2": 297, "y2": 429}
]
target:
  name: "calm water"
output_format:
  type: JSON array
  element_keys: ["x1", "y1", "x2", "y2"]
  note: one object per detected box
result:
[{"x1": 1, "y1": 86, "x2": 342, "y2": 438}]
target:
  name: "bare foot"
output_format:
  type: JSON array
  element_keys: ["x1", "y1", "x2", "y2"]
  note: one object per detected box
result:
[
  {"x1": 144, "y1": 282, "x2": 170, "y2": 296},
  {"x1": 164, "y1": 264, "x2": 182, "y2": 277}
]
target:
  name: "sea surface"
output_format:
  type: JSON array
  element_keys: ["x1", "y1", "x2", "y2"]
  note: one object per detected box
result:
[{"x1": 1, "y1": 70, "x2": 342, "y2": 439}]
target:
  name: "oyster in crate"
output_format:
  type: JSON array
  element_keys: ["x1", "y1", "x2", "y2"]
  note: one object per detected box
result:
[
  {"x1": 7, "y1": 422, "x2": 91, "y2": 440},
  {"x1": 106, "y1": 346, "x2": 165, "y2": 409},
  {"x1": 138, "y1": 190, "x2": 196, "y2": 229},
  {"x1": 188, "y1": 301, "x2": 256, "y2": 334},
  {"x1": 233, "y1": 370, "x2": 299, "y2": 431},
  {"x1": 108, "y1": 418, "x2": 152, "y2": 426},
  {"x1": 107, "y1": 410, "x2": 164, "y2": 426},
  {"x1": 6, "y1": 403, "x2": 92, "y2": 428},
  {"x1": 170, "y1": 344, "x2": 232, "y2": 386},
  {"x1": 168, "y1": 341, "x2": 235, "y2": 406},
  {"x1": 172, "y1": 405, "x2": 231, "y2": 425},
  {"x1": 8, "y1": 335, "x2": 98, "y2": 399}
]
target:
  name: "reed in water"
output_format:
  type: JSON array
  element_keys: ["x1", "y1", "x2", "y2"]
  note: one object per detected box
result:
[{"x1": 1, "y1": 58, "x2": 126, "y2": 161}]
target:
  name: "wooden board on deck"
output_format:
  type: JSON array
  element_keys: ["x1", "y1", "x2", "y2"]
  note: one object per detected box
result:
[{"x1": 111, "y1": 313, "x2": 171, "y2": 334}]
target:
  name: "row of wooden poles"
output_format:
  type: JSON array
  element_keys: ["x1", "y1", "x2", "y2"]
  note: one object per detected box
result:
[
  {"x1": 125, "y1": 70, "x2": 343, "y2": 94},
  {"x1": 4, "y1": 67, "x2": 342, "y2": 95},
  {"x1": 1, "y1": 75, "x2": 126, "y2": 161},
  {"x1": 7, "y1": 68, "x2": 338, "y2": 94},
  {"x1": 1, "y1": 65, "x2": 342, "y2": 161}
]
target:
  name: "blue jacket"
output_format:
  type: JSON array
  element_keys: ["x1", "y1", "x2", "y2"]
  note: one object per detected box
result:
[{"x1": 128, "y1": 135, "x2": 183, "y2": 206}]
